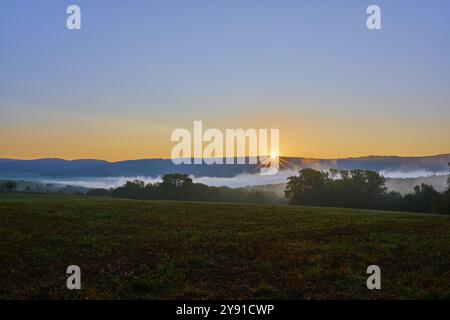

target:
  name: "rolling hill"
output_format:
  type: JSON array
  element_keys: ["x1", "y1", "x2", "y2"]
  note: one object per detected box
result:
[{"x1": 0, "y1": 154, "x2": 449, "y2": 178}]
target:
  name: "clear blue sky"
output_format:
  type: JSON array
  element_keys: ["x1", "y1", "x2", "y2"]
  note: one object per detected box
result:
[{"x1": 1, "y1": 0, "x2": 450, "y2": 160}]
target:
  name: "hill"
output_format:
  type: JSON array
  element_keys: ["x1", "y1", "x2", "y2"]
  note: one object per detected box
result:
[
  {"x1": 1, "y1": 193, "x2": 450, "y2": 299},
  {"x1": 0, "y1": 155, "x2": 449, "y2": 178}
]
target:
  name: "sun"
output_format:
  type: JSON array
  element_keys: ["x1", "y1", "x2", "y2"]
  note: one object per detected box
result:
[{"x1": 270, "y1": 151, "x2": 279, "y2": 160}]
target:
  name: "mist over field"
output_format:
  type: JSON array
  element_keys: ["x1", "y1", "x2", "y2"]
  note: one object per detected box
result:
[
  {"x1": 37, "y1": 170, "x2": 449, "y2": 195},
  {"x1": 1, "y1": 155, "x2": 449, "y2": 195},
  {"x1": 40, "y1": 173, "x2": 291, "y2": 189}
]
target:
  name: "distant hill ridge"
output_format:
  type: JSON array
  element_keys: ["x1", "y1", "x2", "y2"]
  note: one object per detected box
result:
[{"x1": 0, "y1": 154, "x2": 449, "y2": 179}]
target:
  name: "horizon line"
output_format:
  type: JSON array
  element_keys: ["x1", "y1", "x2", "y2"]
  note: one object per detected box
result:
[{"x1": 1, "y1": 153, "x2": 450, "y2": 163}]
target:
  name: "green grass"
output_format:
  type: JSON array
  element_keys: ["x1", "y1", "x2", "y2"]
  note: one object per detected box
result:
[{"x1": 1, "y1": 193, "x2": 450, "y2": 300}]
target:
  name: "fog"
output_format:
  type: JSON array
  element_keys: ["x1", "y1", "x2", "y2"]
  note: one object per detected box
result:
[
  {"x1": 40, "y1": 171, "x2": 296, "y2": 189},
  {"x1": 40, "y1": 168, "x2": 449, "y2": 194},
  {"x1": 41, "y1": 176, "x2": 162, "y2": 189},
  {"x1": 380, "y1": 170, "x2": 449, "y2": 179}
]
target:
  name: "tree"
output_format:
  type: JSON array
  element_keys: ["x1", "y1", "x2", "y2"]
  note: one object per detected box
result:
[
  {"x1": 285, "y1": 168, "x2": 330, "y2": 205},
  {"x1": 89, "y1": 172, "x2": 282, "y2": 204},
  {"x1": 432, "y1": 163, "x2": 450, "y2": 214},
  {"x1": 3, "y1": 181, "x2": 17, "y2": 192},
  {"x1": 161, "y1": 173, "x2": 192, "y2": 188},
  {"x1": 110, "y1": 179, "x2": 146, "y2": 199},
  {"x1": 404, "y1": 183, "x2": 439, "y2": 212},
  {"x1": 365, "y1": 170, "x2": 387, "y2": 197},
  {"x1": 447, "y1": 162, "x2": 450, "y2": 190},
  {"x1": 284, "y1": 168, "x2": 419, "y2": 211}
]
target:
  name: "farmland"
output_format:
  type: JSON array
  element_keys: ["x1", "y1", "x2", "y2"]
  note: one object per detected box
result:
[{"x1": 0, "y1": 193, "x2": 449, "y2": 299}]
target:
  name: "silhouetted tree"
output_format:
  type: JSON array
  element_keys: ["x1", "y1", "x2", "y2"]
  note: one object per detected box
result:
[
  {"x1": 3, "y1": 181, "x2": 17, "y2": 192},
  {"x1": 285, "y1": 168, "x2": 330, "y2": 205},
  {"x1": 111, "y1": 179, "x2": 147, "y2": 199},
  {"x1": 91, "y1": 173, "x2": 274, "y2": 204},
  {"x1": 447, "y1": 162, "x2": 450, "y2": 190},
  {"x1": 285, "y1": 168, "x2": 448, "y2": 214},
  {"x1": 85, "y1": 170, "x2": 450, "y2": 214},
  {"x1": 404, "y1": 184, "x2": 439, "y2": 212},
  {"x1": 161, "y1": 173, "x2": 192, "y2": 188},
  {"x1": 286, "y1": 168, "x2": 387, "y2": 209}
]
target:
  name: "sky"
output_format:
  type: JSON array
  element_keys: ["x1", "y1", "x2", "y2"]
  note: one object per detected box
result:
[{"x1": 1, "y1": 0, "x2": 450, "y2": 161}]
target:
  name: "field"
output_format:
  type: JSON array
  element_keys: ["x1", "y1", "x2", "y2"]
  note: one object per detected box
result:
[{"x1": 0, "y1": 193, "x2": 450, "y2": 299}]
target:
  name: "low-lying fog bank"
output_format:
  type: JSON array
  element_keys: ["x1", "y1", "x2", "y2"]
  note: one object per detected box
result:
[{"x1": 20, "y1": 170, "x2": 447, "y2": 196}]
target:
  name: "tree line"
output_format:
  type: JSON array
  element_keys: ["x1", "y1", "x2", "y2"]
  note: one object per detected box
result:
[
  {"x1": 3, "y1": 166, "x2": 450, "y2": 214},
  {"x1": 87, "y1": 173, "x2": 280, "y2": 203},
  {"x1": 0, "y1": 181, "x2": 18, "y2": 192},
  {"x1": 285, "y1": 165, "x2": 450, "y2": 214}
]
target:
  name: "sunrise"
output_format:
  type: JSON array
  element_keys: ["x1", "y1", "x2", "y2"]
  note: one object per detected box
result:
[{"x1": 1, "y1": 0, "x2": 450, "y2": 314}]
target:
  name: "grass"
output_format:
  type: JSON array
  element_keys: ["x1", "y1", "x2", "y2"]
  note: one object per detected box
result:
[{"x1": 0, "y1": 192, "x2": 450, "y2": 299}]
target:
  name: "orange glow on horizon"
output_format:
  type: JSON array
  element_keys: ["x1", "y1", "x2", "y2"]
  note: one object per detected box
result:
[{"x1": 0, "y1": 114, "x2": 449, "y2": 161}]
